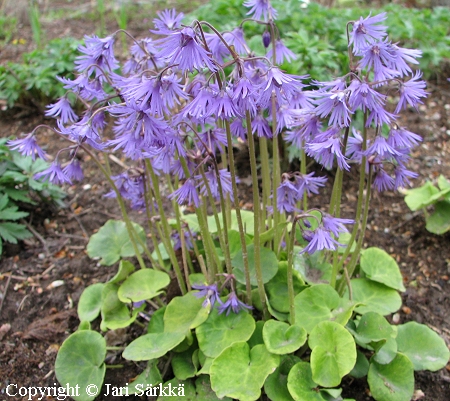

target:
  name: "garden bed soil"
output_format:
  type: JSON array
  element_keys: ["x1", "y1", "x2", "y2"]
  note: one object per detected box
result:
[{"x1": 1, "y1": 2, "x2": 450, "y2": 400}]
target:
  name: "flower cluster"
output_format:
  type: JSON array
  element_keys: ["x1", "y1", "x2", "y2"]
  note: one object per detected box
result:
[{"x1": 8, "y1": 1, "x2": 426, "y2": 261}]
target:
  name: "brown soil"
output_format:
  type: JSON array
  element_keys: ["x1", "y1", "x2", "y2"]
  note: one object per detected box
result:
[{"x1": 1, "y1": 2, "x2": 450, "y2": 400}]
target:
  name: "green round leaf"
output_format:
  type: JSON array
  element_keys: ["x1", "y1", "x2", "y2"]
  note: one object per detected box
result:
[
  {"x1": 287, "y1": 362, "x2": 326, "y2": 401},
  {"x1": 294, "y1": 284, "x2": 354, "y2": 333},
  {"x1": 397, "y1": 321, "x2": 450, "y2": 371},
  {"x1": 77, "y1": 283, "x2": 105, "y2": 322},
  {"x1": 55, "y1": 331, "x2": 106, "y2": 401},
  {"x1": 360, "y1": 248, "x2": 405, "y2": 291},
  {"x1": 309, "y1": 321, "x2": 357, "y2": 387},
  {"x1": 100, "y1": 283, "x2": 143, "y2": 330},
  {"x1": 373, "y1": 337, "x2": 398, "y2": 365},
  {"x1": 264, "y1": 355, "x2": 300, "y2": 401},
  {"x1": 350, "y1": 349, "x2": 370, "y2": 378},
  {"x1": 195, "y1": 376, "x2": 232, "y2": 401},
  {"x1": 158, "y1": 378, "x2": 196, "y2": 400},
  {"x1": 108, "y1": 260, "x2": 135, "y2": 284},
  {"x1": 196, "y1": 308, "x2": 255, "y2": 357},
  {"x1": 266, "y1": 262, "x2": 306, "y2": 313},
  {"x1": 126, "y1": 361, "x2": 162, "y2": 395},
  {"x1": 172, "y1": 346, "x2": 197, "y2": 380},
  {"x1": 346, "y1": 279, "x2": 402, "y2": 316},
  {"x1": 123, "y1": 331, "x2": 185, "y2": 361},
  {"x1": 118, "y1": 269, "x2": 170, "y2": 303},
  {"x1": 232, "y1": 244, "x2": 279, "y2": 285},
  {"x1": 426, "y1": 200, "x2": 450, "y2": 234},
  {"x1": 164, "y1": 292, "x2": 210, "y2": 334},
  {"x1": 263, "y1": 320, "x2": 307, "y2": 355},
  {"x1": 356, "y1": 312, "x2": 395, "y2": 343},
  {"x1": 368, "y1": 353, "x2": 414, "y2": 401},
  {"x1": 210, "y1": 343, "x2": 279, "y2": 401},
  {"x1": 86, "y1": 220, "x2": 146, "y2": 265}
]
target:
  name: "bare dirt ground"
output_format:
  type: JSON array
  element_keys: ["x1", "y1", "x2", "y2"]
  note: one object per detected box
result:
[{"x1": 0, "y1": 2, "x2": 450, "y2": 400}]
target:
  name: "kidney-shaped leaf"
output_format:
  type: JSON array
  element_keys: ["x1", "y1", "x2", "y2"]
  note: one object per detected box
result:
[
  {"x1": 360, "y1": 248, "x2": 405, "y2": 291},
  {"x1": 426, "y1": 200, "x2": 450, "y2": 235},
  {"x1": 396, "y1": 321, "x2": 450, "y2": 371},
  {"x1": 263, "y1": 320, "x2": 307, "y2": 355},
  {"x1": 118, "y1": 269, "x2": 170, "y2": 303},
  {"x1": 368, "y1": 353, "x2": 414, "y2": 401},
  {"x1": 196, "y1": 308, "x2": 255, "y2": 358},
  {"x1": 86, "y1": 220, "x2": 145, "y2": 265},
  {"x1": 232, "y1": 244, "x2": 279, "y2": 286},
  {"x1": 309, "y1": 321, "x2": 356, "y2": 388},
  {"x1": 77, "y1": 283, "x2": 105, "y2": 322},
  {"x1": 287, "y1": 362, "x2": 326, "y2": 401},
  {"x1": 55, "y1": 330, "x2": 106, "y2": 401},
  {"x1": 123, "y1": 331, "x2": 185, "y2": 361},
  {"x1": 210, "y1": 343, "x2": 279, "y2": 401}
]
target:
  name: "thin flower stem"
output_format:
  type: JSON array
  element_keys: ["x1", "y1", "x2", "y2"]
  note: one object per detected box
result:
[
  {"x1": 272, "y1": 96, "x2": 282, "y2": 255},
  {"x1": 83, "y1": 146, "x2": 147, "y2": 270},
  {"x1": 337, "y1": 165, "x2": 373, "y2": 295},
  {"x1": 259, "y1": 136, "x2": 271, "y2": 228},
  {"x1": 179, "y1": 226, "x2": 191, "y2": 292},
  {"x1": 246, "y1": 110, "x2": 269, "y2": 319},
  {"x1": 287, "y1": 217, "x2": 299, "y2": 324},
  {"x1": 145, "y1": 160, "x2": 187, "y2": 294},
  {"x1": 300, "y1": 143, "x2": 308, "y2": 211},
  {"x1": 224, "y1": 120, "x2": 252, "y2": 305}
]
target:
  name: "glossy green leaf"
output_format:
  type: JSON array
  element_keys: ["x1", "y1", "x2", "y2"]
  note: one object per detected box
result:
[
  {"x1": 148, "y1": 306, "x2": 166, "y2": 334},
  {"x1": 373, "y1": 337, "x2": 398, "y2": 365},
  {"x1": 287, "y1": 362, "x2": 326, "y2": 401},
  {"x1": 356, "y1": 312, "x2": 395, "y2": 343},
  {"x1": 123, "y1": 331, "x2": 185, "y2": 361},
  {"x1": 158, "y1": 378, "x2": 196, "y2": 400},
  {"x1": 77, "y1": 283, "x2": 104, "y2": 322},
  {"x1": 263, "y1": 320, "x2": 307, "y2": 355},
  {"x1": 294, "y1": 284, "x2": 354, "y2": 333},
  {"x1": 172, "y1": 346, "x2": 197, "y2": 380},
  {"x1": 232, "y1": 244, "x2": 279, "y2": 285},
  {"x1": 294, "y1": 250, "x2": 332, "y2": 284},
  {"x1": 264, "y1": 355, "x2": 300, "y2": 401},
  {"x1": 426, "y1": 200, "x2": 450, "y2": 234},
  {"x1": 126, "y1": 361, "x2": 162, "y2": 395},
  {"x1": 100, "y1": 283, "x2": 143, "y2": 330},
  {"x1": 210, "y1": 343, "x2": 279, "y2": 401},
  {"x1": 108, "y1": 260, "x2": 135, "y2": 284},
  {"x1": 196, "y1": 308, "x2": 255, "y2": 357},
  {"x1": 368, "y1": 353, "x2": 414, "y2": 401},
  {"x1": 86, "y1": 220, "x2": 146, "y2": 265},
  {"x1": 164, "y1": 292, "x2": 210, "y2": 334},
  {"x1": 118, "y1": 269, "x2": 170, "y2": 303},
  {"x1": 266, "y1": 262, "x2": 306, "y2": 313},
  {"x1": 396, "y1": 321, "x2": 450, "y2": 371},
  {"x1": 345, "y1": 279, "x2": 402, "y2": 316},
  {"x1": 360, "y1": 248, "x2": 405, "y2": 291},
  {"x1": 309, "y1": 321, "x2": 357, "y2": 387},
  {"x1": 55, "y1": 331, "x2": 106, "y2": 401},
  {"x1": 195, "y1": 376, "x2": 232, "y2": 401},
  {"x1": 350, "y1": 349, "x2": 369, "y2": 378},
  {"x1": 248, "y1": 320, "x2": 265, "y2": 348},
  {"x1": 405, "y1": 181, "x2": 439, "y2": 211}
]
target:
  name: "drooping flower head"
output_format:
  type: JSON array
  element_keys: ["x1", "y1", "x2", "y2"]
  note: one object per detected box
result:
[{"x1": 8, "y1": 135, "x2": 47, "y2": 161}]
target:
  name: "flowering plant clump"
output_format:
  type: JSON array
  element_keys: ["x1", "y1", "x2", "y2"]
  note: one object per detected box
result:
[{"x1": 10, "y1": 2, "x2": 449, "y2": 400}]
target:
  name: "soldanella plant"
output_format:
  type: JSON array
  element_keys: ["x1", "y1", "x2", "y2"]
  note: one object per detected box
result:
[{"x1": 10, "y1": 2, "x2": 449, "y2": 400}]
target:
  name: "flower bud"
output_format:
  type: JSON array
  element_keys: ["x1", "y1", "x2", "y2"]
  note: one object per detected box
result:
[{"x1": 262, "y1": 31, "x2": 271, "y2": 48}]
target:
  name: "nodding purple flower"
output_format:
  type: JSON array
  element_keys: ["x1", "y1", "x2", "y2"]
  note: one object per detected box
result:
[
  {"x1": 358, "y1": 38, "x2": 398, "y2": 82},
  {"x1": 372, "y1": 166, "x2": 396, "y2": 192},
  {"x1": 63, "y1": 160, "x2": 84, "y2": 182},
  {"x1": 168, "y1": 178, "x2": 201, "y2": 208},
  {"x1": 251, "y1": 113, "x2": 273, "y2": 138},
  {"x1": 218, "y1": 291, "x2": 253, "y2": 315},
  {"x1": 34, "y1": 162, "x2": 72, "y2": 185},
  {"x1": 76, "y1": 35, "x2": 119, "y2": 77},
  {"x1": 196, "y1": 168, "x2": 234, "y2": 202},
  {"x1": 387, "y1": 126, "x2": 422, "y2": 149},
  {"x1": 156, "y1": 27, "x2": 217, "y2": 73},
  {"x1": 349, "y1": 12, "x2": 387, "y2": 54},
  {"x1": 259, "y1": 68, "x2": 304, "y2": 108},
  {"x1": 313, "y1": 89, "x2": 352, "y2": 128},
  {"x1": 266, "y1": 39, "x2": 297, "y2": 65},
  {"x1": 45, "y1": 97, "x2": 78, "y2": 124},
  {"x1": 172, "y1": 230, "x2": 195, "y2": 251},
  {"x1": 244, "y1": 0, "x2": 278, "y2": 22},
  {"x1": 321, "y1": 213, "x2": 354, "y2": 237},
  {"x1": 223, "y1": 27, "x2": 248, "y2": 56},
  {"x1": 393, "y1": 164, "x2": 418, "y2": 189},
  {"x1": 395, "y1": 71, "x2": 428, "y2": 113},
  {"x1": 192, "y1": 283, "x2": 222, "y2": 308},
  {"x1": 152, "y1": 9, "x2": 184, "y2": 34},
  {"x1": 276, "y1": 179, "x2": 301, "y2": 213},
  {"x1": 300, "y1": 226, "x2": 343, "y2": 254},
  {"x1": 306, "y1": 130, "x2": 350, "y2": 171},
  {"x1": 294, "y1": 172, "x2": 327, "y2": 196},
  {"x1": 8, "y1": 135, "x2": 47, "y2": 161}
]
